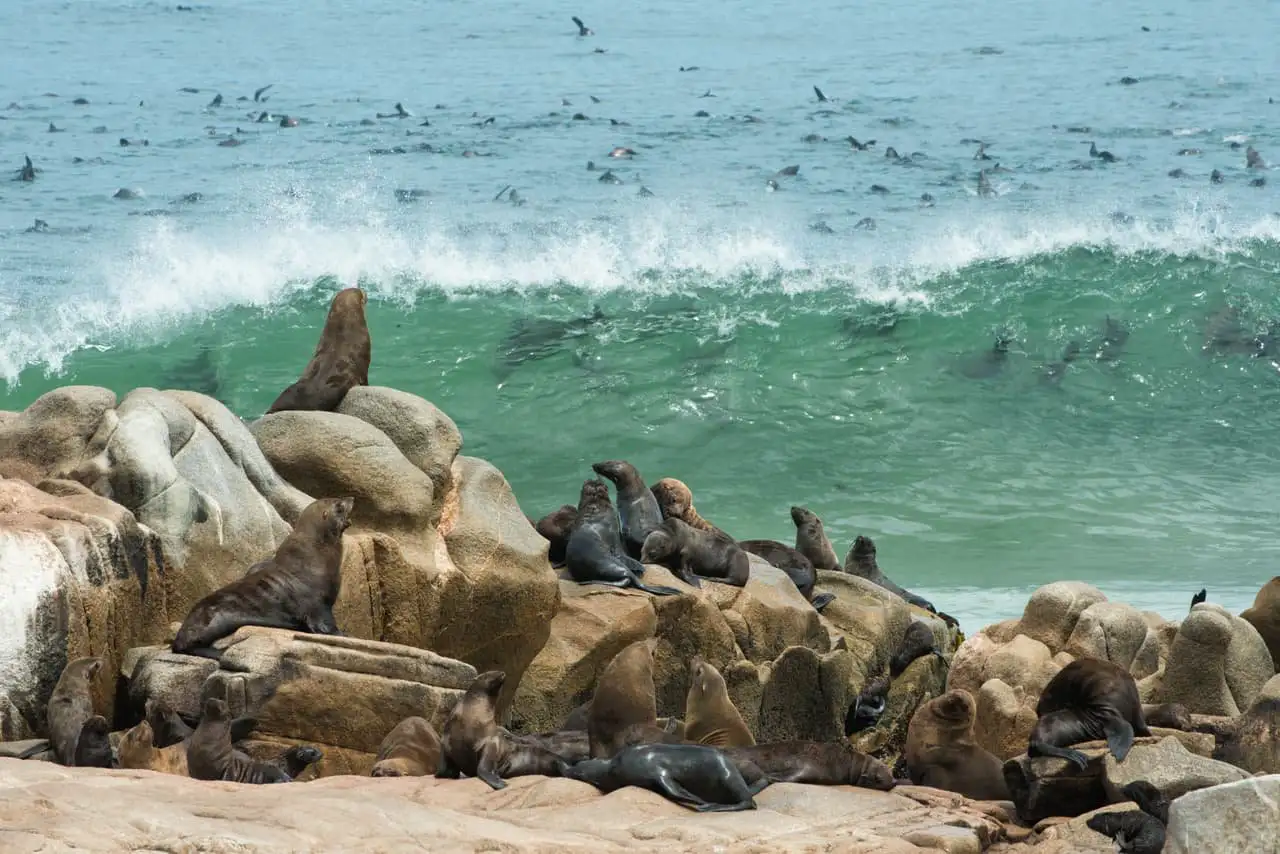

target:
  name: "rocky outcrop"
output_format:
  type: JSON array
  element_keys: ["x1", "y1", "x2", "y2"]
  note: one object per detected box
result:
[
  {"x1": 1166, "y1": 774, "x2": 1280, "y2": 854},
  {"x1": 1153, "y1": 603, "x2": 1274, "y2": 716},
  {"x1": 1240, "y1": 577, "x2": 1280, "y2": 670}
]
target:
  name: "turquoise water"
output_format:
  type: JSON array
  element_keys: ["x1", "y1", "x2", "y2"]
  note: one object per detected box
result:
[{"x1": 3, "y1": 1, "x2": 1279, "y2": 630}]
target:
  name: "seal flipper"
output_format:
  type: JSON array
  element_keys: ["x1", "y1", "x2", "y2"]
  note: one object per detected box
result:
[
  {"x1": 476, "y1": 741, "x2": 508, "y2": 790},
  {"x1": 1101, "y1": 712, "x2": 1136, "y2": 762},
  {"x1": 630, "y1": 574, "x2": 683, "y2": 596},
  {"x1": 1028, "y1": 741, "x2": 1090, "y2": 770},
  {"x1": 15, "y1": 740, "x2": 51, "y2": 759},
  {"x1": 810, "y1": 592, "x2": 835, "y2": 612},
  {"x1": 1190, "y1": 588, "x2": 1207, "y2": 610},
  {"x1": 434, "y1": 753, "x2": 462, "y2": 779},
  {"x1": 651, "y1": 772, "x2": 716, "y2": 811}
]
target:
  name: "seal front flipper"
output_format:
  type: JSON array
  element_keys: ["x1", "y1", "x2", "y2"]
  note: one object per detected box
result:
[
  {"x1": 1101, "y1": 712, "x2": 1136, "y2": 762},
  {"x1": 810, "y1": 592, "x2": 835, "y2": 611},
  {"x1": 1027, "y1": 741, "x2": 1090, "y2": 770},
  {"x1": 476, "y1": 742, "x2": 508, "y2": 790},
  {"x1": 652, "y1": 773, "x2": 716, "y2": 811},
  {"x1": 304, "y1": 607, "x2": 342, "y2": 635},
  {"x1": 434, "y1": 754, "x2": 462, "y2": 779}
]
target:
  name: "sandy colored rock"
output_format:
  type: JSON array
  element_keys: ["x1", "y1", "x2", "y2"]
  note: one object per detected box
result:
[
  {"x1": 1155, "y1": 603, "x2": 1274, "y2": 715},
  {"x1": 1166, "y1": 774, "x2": 1280, "y2": 854},
  {"x1": 972, "y1": 679, "x2": 1039, "y2": 760},
  {"x1": 0, "y1": 386, "x2": 117, "y2": 476},
  {"x1": 1101, "y1": 734, "x2": 1248, "y2": 801},
  {"x1": 1018, "y1": 582, "x2": 1107, "y2": 653},
  {"x1": 813, "y1": 570, "x2": 914, "y2": 670},
  {"x1": 1063, "y1": 602, "x2": 1149, "y2": 671},
  {"x1": 710, "y1": 557, "x2": 830, "y2": 663},
  {"x1": 1213, "y1": 688, "x2": 1280, "y2": 775}
]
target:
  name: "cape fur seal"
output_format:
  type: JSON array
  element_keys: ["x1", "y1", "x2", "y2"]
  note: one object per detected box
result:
[
  {"x1": 372, "y1": 716, "x2": 441, "y2": 777},
  {"x1": 172, "y1": 496, "x2": 354, "y2": 658},
  {"x1": 1027, "y1": 657, "x2": 1150, "y2": 770},
  {"x1": 118, "y1": 720, "x2": 189, "y2": 775},
  {"x1": 145, "y1": 697, "x2": 256, "y2": 748},
  {"x1": 1086, "y1": 780, "x2": 1168, "y2": 854},
  {"x1": 790, "y1": 506, "x2": 840, "y2": 570},
  {"x1": 892, "y1": 620, "x2": 943, "y2": 677},
  {"x1": 436, "y1": 670, "x2": 567, "y2": 790},
  {"x1": 187, "y1": 698, "x2": 292, "y2": 784},
  {"x1": 845, "y1": 535, "x2": 957, "y2": 625},
  {"x1": 650, "y1": 478, "x2": 732, "y2": 539},
  {"x1": 724, "y1": 741, "x2": 896, "y2": 790},
  {"x1": 47, "y1": 657, "x2": 113, "y2": 768},
  {"x1": 639, "y1": 517, "x2": 750, "y2": 588},
  {"x1": 684, "y1": 656, "x2": 754, "y2": 747},
  {"x1": 565, "y1": 479, "x2": 680, "y2": 596},
  {"x1": 588, "y1": 638, "x2": 680, "y2": 758},
  {"x1": 513, "y1": 729, "x2": 591, "y2": 763},
  {"x1": 566, "y1": 743, "x2": 768, "y2": 812},
  {"x1": 905, "y1": 689, "x2": 1009, "y2": 800},
  {"x1": 267, "y1": 287, "x2": 370, "y2": 414},
  {"x1": 591, "y1": 460, "x2": 664, "y2": 559},
  {"x1": 738, "y1": 539, "x2": 835, "y2": 610},
  {"x1": 534, "y1": 504, "x2": 578, "y2": 567}
]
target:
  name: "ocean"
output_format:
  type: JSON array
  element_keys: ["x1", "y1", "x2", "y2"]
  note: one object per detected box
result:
[{"x1": 3, "y1": 0, "x2": 1278, "y2": 631}]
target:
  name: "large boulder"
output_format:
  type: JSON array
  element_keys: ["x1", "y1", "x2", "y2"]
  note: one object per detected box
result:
[
  {"x1": 1154, "y1": 603, "x2": 1274, "y2": 715},
  {"x1": 1166, "y1": 774, "x2": 1280, "y2": 854}
]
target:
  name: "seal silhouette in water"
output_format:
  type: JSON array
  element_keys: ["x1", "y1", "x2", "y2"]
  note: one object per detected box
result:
[
  {"x1": 592, "y1": 460, "x2": 664, "y2": 560},
  {"x1": 1027, "y1": 657, "x2": 1150, "y2": 769},
  {"x1": 566, "y1": 743, "x2": 768, "y2": 811},
  {"x1": 172, "y1": 497, "x2": 354, "y2": 658},
  {"x1": 267, "y1": 287, "x2": 370, "y2": 413},
  {"x1": 565, "y1": 480, "x2": 681, "y2": 596}
]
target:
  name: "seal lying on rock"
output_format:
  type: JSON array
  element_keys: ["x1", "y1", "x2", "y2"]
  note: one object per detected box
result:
[
  {"x1": 845, "y1": 535, "x2": 957, "y2": 626},
  {"x1": 684, "y1": 656, "x2": 754, "y2": 748},
  {"x1": 47, "y1": 657, "x2": 113, "y2": 768},
  {"x1": 267, "y1": 287, "x2": 371, "y2": 413},
  {"x1": 372, "y1": 716, "x2": 442, "y2": 777},
  {"x1": 650, "y1": 478, "x2": 732, "y2": 539},
  {"x1": 436, "y1": 671, "x2": 567, "y2": 790},
  {"x1": 1085, "y1": 780, "x2": 1168, "y2": 854},
  {"x1": 591, "y1": 459, "x2": 663, "y2": 560},
  {"x1": 905, "y1": 689, "x2": 1009, "y2": 800},
  {"x1": 737, "y1": 539, "x2": 835, "y2": 610},
  {"x1": 640, "y1": 517, "x2": 750, "y2": 588},
  {"x1": 724, "y1": 741, "x2": 896, "y2": 790},
  {"x1": 565, "y1": 479, "x2": 680, "y2": 596},
  {"x1": 172, "y1": 496, "x2": 354, "y2": 658},
  {"x1": 566, "y1": 743, "x2": 769, "y2": 812},
  {"x1": 118, "y1": 720, "x2": 189, "y2": 775},
  {"x1": 891, "y1": 621, "x2": 944, "y2": 677},
  {"x1": 534, "y1": 504, "x2": 578, "y2": 567},
  {"x1": 1027, "y1": 657, "x2": 1151, "y2": 770},
  {"x1": 187, "y1": 698, "x2": 295, "y2": 784}
]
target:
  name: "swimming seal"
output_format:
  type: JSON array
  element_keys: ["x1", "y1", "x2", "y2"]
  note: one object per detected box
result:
[
  {"x1": 639, "y1": 517, "x2": 750, "y2": 588},
  {"x1": 650, "y1": 477, "x2": 732, "y2": 539},
  {"x1": 684, "y1": 656, "x2": 754, "y2": 748},
  {"x1": 723, "y1": 741, "x2": 897, "y2": 791},
  {"x1": 1027, "y1": 657, "x2": 1150, "y2": 770},
  {"x1": 172, "y1": 496, "x2": 354, "y2": 658},
  {"x1": 187, "y1": 698, "x2": 292, "y2": 784},
  {"x1": 371, "y1": 716, "x2": 441, "y2": 777},
  {"x1": 588, "y1": 638, "x2": 680, "y2": 758},
  {"x1": 905, "y1": 689, "x2": 1009, "y2": 800},
  {"x1": 266, "y1": 287, "x2": 370, "y2": 414},
  {"x1": 591, "y1": 460, "x2": 664, "y2": 559},
  {"x1": 534, "y1": 504, "x2": 578, "y2": 567},
  {"x1": 790, "y1": 506, "x2": 840, "y2": 570},
  {"x1": 1086, "y1": 780, "x2": 1168, "y2": 854},
  {"x1": 47, "y1": 657, "x2": 113, "y2": 768},
  {"x1": 435, "y1": 670, "x2": 567, "y2": 790},
  {"x1": 845, "y1": 535, "x2": 955, "y2": 624},
  {"x1": 565, "y1": 479, "x2": 681, "y2": 596},
  {"x1": 566, "y1": 743, "x2": 768, "y2": 812},
  {"x1": 737, "y1": 539, "x2": 834, "y2": 610}
]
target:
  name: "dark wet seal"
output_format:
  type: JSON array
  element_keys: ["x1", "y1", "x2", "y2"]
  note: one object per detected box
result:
[
  {"x1": 1089, "y1": 141, "x2": 1118, "y2": 162},
  {"x1": 572, "y1": 15, "x2": 593, "y2": 36},
  {"x1": 870, "y1": 184, "x2": 890, "y2": 194},
  {"x1": 1027, "y1": 658, "x2": 1151, "y2": 770},
  {"x1": 814, "y1": 85, "x2": 829, "y2": 102},
  {"x1": 565, "y1": 480, "x2": 681, "y2": 596}
]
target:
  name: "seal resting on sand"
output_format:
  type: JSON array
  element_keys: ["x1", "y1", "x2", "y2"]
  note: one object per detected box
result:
[{"x1": 267, "y1": 287, "x2": 370, "y2": 413}]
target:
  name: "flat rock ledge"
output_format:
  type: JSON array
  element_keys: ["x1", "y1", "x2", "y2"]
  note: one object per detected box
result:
[{"x1": 0, "y1": 760, "x2": 1007, "y2": 854}]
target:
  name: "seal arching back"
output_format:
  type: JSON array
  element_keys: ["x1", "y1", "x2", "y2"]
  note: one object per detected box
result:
[
  {"x1": 1027, "y1": 657, "x2": 1150, "y2": 769},
  {"x1": 267, "y1": 287, "x2": 371, "y2": 413}
]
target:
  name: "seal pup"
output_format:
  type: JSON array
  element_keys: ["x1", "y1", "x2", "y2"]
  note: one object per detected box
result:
[
  {"x1": 1027, "y1": 657, "x2": 1150, "y2": 770},
  {"x1": 566, "y1": 743, "x2": 767, "y2": 812},
  {"x1": 846, "y1": 673, "x2": 890, "y2": 734},
  {"x1": 534, "y1": 504, "x2": 578, "y2": 567},
  {"x1": 1086, "y1": 780, "x2": 1168, "y2": 854},
  {"x1": 187, "y1": 698, "x2": 292, "y2": 784},
  {"x1": 588, "y1": 638, "x2": 679, "y2": 758},
  {"x1": 118, "y1": 720, "x2": 189, "y2": 775},
  {"x1": 435, "y1": 671, "x2": 566, "y2": 790},
  {"x1": 565, "y1": 480, "x2": 681, "y2": 596},
  {"x1": 640, "y1": 517, "x2": 750, "y2": 588},
  {"x1": 172, "y1": 496, "x2": 354, "y2": 658},
  {"x1": 684, "y1": 656, "x2": 754, "y2": 748},
  {"x1": 591, "y1": 460, "x2": 663, "y2": 560},
  {"x1": 650, "y1": 477, "x2": 732, "y2": 539},
  {"x1": 267, "y1": 287, "x2": 370, "y2": 413},
  {"x1": 790, "y1": 506, "x2": 840, "y2": 571},
  {"x1": 145, "y1": 697, "x2": 258, "y2": 748},
  {"x1": 371, "y1": 716, "x2": 441, "y2": 777},
  {"x1": 571, "y1": 15, "x2": 593, "y2": 36},
  {"x1": 47, "y1": 657, "x2": 113, "y2": 768},
  {"x1": 845, "y1": 535, "x2": 952, "y2": 621},
  {"x1": 905, "y1": 689, "x2": 1008, "y2": 800},
  {"x1": 737, "y1": 539, "x2": 834, "y2": 610},
  {"x1": 723, "y1": 741, "x2": 896, "y2": 790}
]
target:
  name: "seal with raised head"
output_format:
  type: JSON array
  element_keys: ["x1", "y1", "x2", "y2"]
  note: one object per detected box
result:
[
  {"x1": 47, "y1": 657, "x2": 113, "y2": 768},
  {"x1": 118, "y1": 720, "x2": 189, "y2": 775},
  {"x1": 1086, "y1": 780, "x2": 1168, "y2": 854},
  {"x1": 187, "y1": 698, "x2": 292, "y2": 784},
  {"x1": 845, "y1": 535, "x2": 955, "y2": 624},
  {"x1": 172, "y1": 496, "x2": 354, "y2": 658},
  {"x1": 145, "y1": 697, "x2": 257, "y2": 748},
  {"x1": 1027, "y1": 657, "x2": 1151, "y2": 770},
  {"x1": 565, "y1": 743, "x2": 768, "y2": 812},
  {"x1": 266, "y1": 287, "x2": 370, "y2": 413},
  {"x1": 640, "y1": 517, "x2": 749, "y2": 588},
  {"x1": 435, "y1": 670, "x2": 567, "y2": 790},
  {"x1": 790, "y1": 506, "x2": 840, "y2": 571},
  {"x1": 588, "y1": 638, "x2": 680, "y2": 758},
  {"x1": 565, "y1": 479, "x2": 680, "y2": 596},
  {"x1": 905, "y1": 689, "x2": 1009, "y2": 800},
  {"x1": 650, "y1": 478, "x2": 732, "y2": 539},
  {"x1": 724, "y1": 740, "x2": 896, "y2": 790},
  {"x1": 684, "y1": 656, "x2": 754, "y2": 748},
  {"x1": 891, "y1": 620, "x2": 943, "y2": 677},
  {"x1": 591, "y1": 460, "x2": 663, "y2": 559},
  {"x1": 371, "y1": 716, "x2": 441, "y2": 777},
  {"x1": 534, "y1": 504, "x2": 578, "y2": 567}
]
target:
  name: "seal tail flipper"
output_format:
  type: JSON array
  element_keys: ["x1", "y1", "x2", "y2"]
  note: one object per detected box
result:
[
  {"x1": 174, "y1": 645, "x2": 224, "y2": 662},
  {"x1": 1102, "y1": 714, "x2": 1137, "y2": 762},
  {"x1": 1190, "y1": 588, "x2": 1207, "y2": 610},
  {"x1": 810, "y1": 592, "x2": 835, "y2": 612},
  {"x1": 1028, "y1": 741, "x2": 1090, "y2": 770},
  {"x1": 694, "y1": 798, "x2": 758, "y2": 813},
  {"x1": 634, "y1": 581, "x2": 683, "y2": 596},
  {"x1": 15, "y1": 740, "x2": 50, "y2": 759}
]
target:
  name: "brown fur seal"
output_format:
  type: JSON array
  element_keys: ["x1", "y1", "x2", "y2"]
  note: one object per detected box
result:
[
  {"x1": 684, "y1": 655, "x2": 754, "y2": 747},
  {"x1": 565, "y1": 479, "x2": 680, "y2": 596},
  {"x1": 1240, "y1": 576, "x2": 1280, "y2": 667},
  {"x1": 371, "y1": 716, "x2": 441, "y2": 777},
  {"x1": 650, "y1": 478, "x2": 731, "y2": 539},
  {"x1": 790, "y1": 506, "x2": 840, "y2": 571},
  {"x1": 47, "y1": 657, "x2": 113, "y2": 768},
  {"x1": 847, "y1": 673, "x2": 890, "y2": 735},
  {"x1": 513, "y1": 729, "x2": 591, "y2": 763},
  {"x1": 891, "y1": 620, "x2": 943, "y2": 677},
  {"x1": 267, "y1": 287, "x2": 370, "y2": 413},
  {"x1": 588, "y1": 638, "x2": 680, "y2": 758},
  {"x1": 187, "y1": 698, "x2": 292, "y2": 783},
  {"x1": 118, "y1": 720, "x2": 189, "y2": 775},
  {"x1": 737, "y1": 539, "x2": 835, "y2": 610},
  {"x1": 845, "y1": 535, "x2": 956, "y2": 624},
  {"x1": 534, "y1": 504, "x2": 578, "y2": 567},
  {"x1": 905, "y1": 689, "x2": 1009, "y2": 800},
  {"x1": 640, "y1": 517, "x2": 750, "y2": 588},
  {"x1": 1028, "y1": 657, "x2": 1150, "y2": 770},
  {"x1": 1143, "y1": 702, "x2": 1192, "y2": 731},
  {"x1": 592, "y1": 460, "x2": 665, "y2": 560},
  {"x1": 723, "y1": 741, "x2": 896, "y2": 790},
  {"x1": 566, "y1": 743, "x2": 768, "y2": 812},
  {"x1": 172, "y1": 496, "x2": 354, "y2": 658},
  {"x1": 1213, "y1": 696, "x2": 1280, "y2": 773},
  {"x1": 436, "y1": 670, "x2": 567, "y2": 789},
  {"x1": 145, "y1": 697, "x2": 256, "y2": 748}
]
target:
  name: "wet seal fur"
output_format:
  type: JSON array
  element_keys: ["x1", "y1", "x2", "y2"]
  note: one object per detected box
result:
[
  {"x1": 435, "y1": 670, "x2": 567, "y2": 790},
  {"x1": 1086, "y1": 780, "x2": 1168, "y2": 854},
  {"x1": 790, "y1": 506, "x2": 840, "y2": 570},
  {"x1": 737, "y1": 539, "x2": 834, "y2": 610},
  {"x1": 565, "y1": 479, "x2": 680, "y2": 596},
  {"x1": 587, "y1": 638, "x2": 680, "y2": 758},
  {"x1": 534, "y1": 504, "x2": 578, "y2": 567},
  {"x1": 640, "y1": 517, "x2": 750, "y2": 588},
  {"x1": 725, "y1": 741, "x2": 896, "y2": 790},
  {"x1": 1027, "y1": 657, "x2": 1150, "y2": 770},
  {"x1": 187, "y1": 697, "x2": 293, "y2": 784},
  {"x1": 892, "y1": 620, "x2": 944, "y2": 677},
  {"x1": 372, "y1": 716, "x2": 442, "y2": 777},
  {"x1": 905, "y1": 688, "x2": 1009, "y2": 800},
  {"x1": 684, "y1": 656, "x2": 754, "y2": 748},
  {"x1": 172, "y1": 496, "x2": 354, "y2": 658},
  {"x1": 47, "y1": 657, "x2": 113, "y2": 768},
  {"x1": 566, "y1": 743, "x2": 769, "y2": 812},
  {"x1": 845, "y1": 535, "x2": 958, "y2": 625},
  {"x1": 267, "y1": 287, "x2": 371, "y2": 413},
  {"x1": 650, "y1": 478, "x2": 732, "y2": 539},
  {"x1": 592, "y1": 459, "x2": 663, "y2": 559}
]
